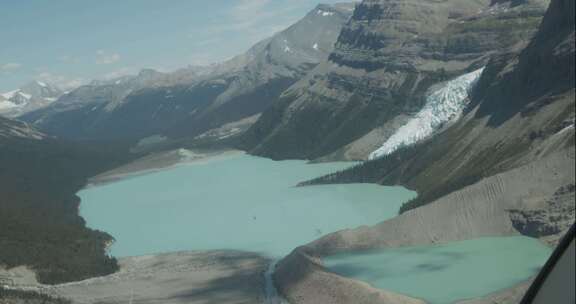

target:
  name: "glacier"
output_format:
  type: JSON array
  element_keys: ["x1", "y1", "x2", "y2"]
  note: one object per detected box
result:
[{"x1": 369, "y1": 68, "x2": 485, "y2": 159}]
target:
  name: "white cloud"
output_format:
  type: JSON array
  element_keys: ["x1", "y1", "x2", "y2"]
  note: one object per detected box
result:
[
  {"x1": 188, "y1": 51, "x2": 226, "y2": 67},
  {"x1": 101, "y1": 67, "x2": 136, "y2": 80},
  {"x1": 187, "y1": 0, "x2": 296, "y2": 41},
  {"x1": 96, "y1": 50, "x2": 121, "y2": 65},
  {"x1": 230, "y1": 0, "x2": 271, "y2": 21},
  {"x1": 185, "y1": 0, "x2": 303, "y2": 65},
  {"x1": 0, "y1": 63, "x2": 22, "y2": 73}
]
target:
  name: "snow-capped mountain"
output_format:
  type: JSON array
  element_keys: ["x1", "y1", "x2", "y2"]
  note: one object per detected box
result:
[
  {"x1": 0, "y1": 81, "x2": 63, "y2": 117},
  {"x1": 1, "y1": 90, "x2": 32, "y2": 106}
]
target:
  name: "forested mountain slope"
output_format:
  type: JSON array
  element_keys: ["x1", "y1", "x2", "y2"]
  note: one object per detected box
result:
[{"x1": 0, "y1": 116, "x2": 131, "y2": 284}]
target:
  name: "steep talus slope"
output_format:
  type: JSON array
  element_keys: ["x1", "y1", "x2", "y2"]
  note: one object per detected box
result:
[
  {"x1": 0, "y1": 116, "x2": 132, "y2": 284},
  {"x1": 22, "y1": 4, "x2": 353, "y2": 143},
  {"x1": 308, "y1": 151, "x2": 574, "y2": 255},
  {"x1": 276, "y1": 150, "x2": 574, "y2": 304},
  {"x1": 242, "y1": 0, "x2": 549, "y2": 160},
  {"x1": 273, "y1": 0, "x2": 574, "y2": 302}
]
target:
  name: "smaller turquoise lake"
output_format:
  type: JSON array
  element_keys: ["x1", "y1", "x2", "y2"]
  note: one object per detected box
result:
[{"x1": 324, "y1": 236, "x2": 551, "y2": 304}]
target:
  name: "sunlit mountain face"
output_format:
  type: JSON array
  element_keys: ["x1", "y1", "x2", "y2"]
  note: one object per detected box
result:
[{"x1": 0, "y1": 0, "x2": 574, "y2": 304}]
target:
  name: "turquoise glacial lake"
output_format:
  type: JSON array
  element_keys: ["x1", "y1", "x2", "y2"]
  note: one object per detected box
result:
[
  {"x1": 324, "y1": 236, "x2": 552, "y2": 304},
  {"x1": 79, "y1": 153, "x2": 416, "y2": 257}
]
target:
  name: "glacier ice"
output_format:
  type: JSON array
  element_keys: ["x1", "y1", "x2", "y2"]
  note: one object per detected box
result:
[{"x1": 369, "y1": 68, "x2": 485, "y2": 159}]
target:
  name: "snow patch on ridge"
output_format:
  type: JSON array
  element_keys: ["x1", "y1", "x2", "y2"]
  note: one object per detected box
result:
[
  {"x1": 317, "y1": 10, "x2": 334, "y2": 17},
  {"x1": 369, "y1": 68, "x2": 485, "y2": 159}
]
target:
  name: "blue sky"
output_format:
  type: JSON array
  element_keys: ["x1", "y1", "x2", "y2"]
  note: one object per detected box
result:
[{"x1": 0, "y1": 0, "x2": 350, "y2": 91}]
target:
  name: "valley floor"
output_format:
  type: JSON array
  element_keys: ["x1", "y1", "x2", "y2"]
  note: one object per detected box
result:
[
  {"x1": 49, "y1": 251, "x2": 268, "y2": 304},
  {"x1": 5, "y1": 148, "x2": 565, "y2": 304}
]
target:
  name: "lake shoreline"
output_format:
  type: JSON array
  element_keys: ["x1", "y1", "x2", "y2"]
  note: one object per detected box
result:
[
  {"x1": 48, "y1": 250, "x2": 269, "y2": 304},
  {"x1": 77, "y1": 153, "x2": 417, "y2": 303},
  {"x1": 87, "y1": 148, "x2": 244, "y2": 187}
]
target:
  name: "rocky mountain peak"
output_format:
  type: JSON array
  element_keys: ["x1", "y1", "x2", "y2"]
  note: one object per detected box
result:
[{"x1": 213, "y1": 2, "x2": 355, "y2": 79}]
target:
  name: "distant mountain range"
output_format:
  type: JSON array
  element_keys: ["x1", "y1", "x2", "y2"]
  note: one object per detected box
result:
[
  {"x1": 20, "y1": 3, "x2": 355, "y2": 144},
  {"x1": 0, "y1": 81, "x2": 63, "y2": 118}
]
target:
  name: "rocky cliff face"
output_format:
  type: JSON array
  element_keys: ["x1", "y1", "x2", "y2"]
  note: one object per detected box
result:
[
  {"x1": 305, "y1": 0, "x2": 574, "y2": 214},
  {"x1": 22, "y1": 4, "x2": 353, "y2": 143},
  {"x1": 242, "y1": 0, "x2": 549, "y2": 160},
  {"x1": 273, "y1": 0, "x2": 574, "y2": 302}
]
